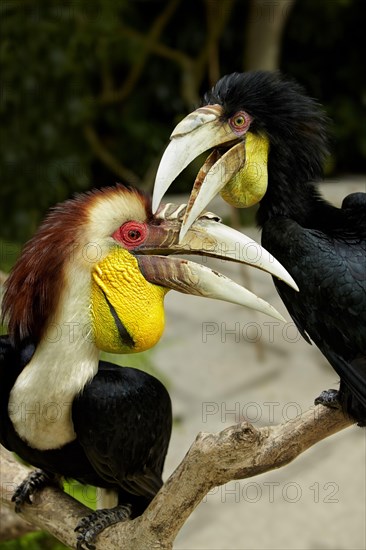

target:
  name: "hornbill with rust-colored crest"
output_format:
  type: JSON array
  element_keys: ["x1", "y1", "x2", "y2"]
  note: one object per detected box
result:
[
  {"x1": 0, "y1": 184, "x2": 297, "y2": 548},
  {"x1": 153, "y1": 71, "x2": 366, "y2": 426}
]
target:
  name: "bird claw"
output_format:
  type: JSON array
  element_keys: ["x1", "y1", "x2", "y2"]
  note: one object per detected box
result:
[
  {"x1": 75, "y1": 504, "x2": 132, "y2": 550},
  {"x1": 12, "y1": 469, "x2": 57, "y2": 513},
  {"x1": 314, "y1": 389, "x2": 341, "y2": 409}
]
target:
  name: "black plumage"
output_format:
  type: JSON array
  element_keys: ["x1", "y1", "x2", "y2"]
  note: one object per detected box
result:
[
  {"x1": 3, "y1": 181, "x2": 293, "y2": 547},
  {"x1": 0, "y1": 335, "x2": 171, "y2": 544},
  {"x1": 72, "y1": 361, "x2": 171, "y2": 507},
  {"x1": 205, "y1": 72, "x2": 366, "y2": 424}
]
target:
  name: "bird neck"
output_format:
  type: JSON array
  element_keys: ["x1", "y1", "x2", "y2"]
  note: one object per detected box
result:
[
  {"x1": 256, "y1": 154, "x2": 334, "y2": 228},
  {"x1": 8, "y1": 272, "x2": 100, "y2": 451}
]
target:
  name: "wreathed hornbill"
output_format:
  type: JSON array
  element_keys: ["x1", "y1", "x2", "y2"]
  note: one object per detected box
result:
[
  {"x1": 153, "y1": 71, "x2": 366, "y2": 426},
  {"x1": 0, "y1": 184, "x2": 297, "y2": 548}
]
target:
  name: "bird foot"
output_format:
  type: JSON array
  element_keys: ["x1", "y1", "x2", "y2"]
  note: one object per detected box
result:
[
  {"x1": 75, "y1": 503, "x2": 132, "y2": 550},
  {"x1": 314, "y1": 389, "x2": 341, "y2": 410},
  {"x1": 12, "y1": 469, "x2": 59, "y2": 513}
]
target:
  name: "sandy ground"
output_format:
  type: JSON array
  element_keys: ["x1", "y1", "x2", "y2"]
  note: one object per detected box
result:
[{"x1": 152, "y1": 177, "x2": 366, "y2": 550}]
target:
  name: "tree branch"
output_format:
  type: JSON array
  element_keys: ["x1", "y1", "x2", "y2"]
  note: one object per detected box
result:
[
  {"x1": 110, "y1": 25, "x2": 197, "y2": 109},
  {"x1": 83, "y1": 124, "x2": 141, "y2": 186},
  {"x1": 98, "y1": 0, "x2": 181, "y2": 105},
  {"x1": 195, "y1": 0, "x2": 235, "y2": 88},
  {"x1": 244, "y1": 0, "x2": 295, "y2": 71},
  {"x1": 117, "y1": 27, "x2": 192, "y2": 70},
  {"x1": 0, "y1": 405, "x2": 354, "y2": 549}
]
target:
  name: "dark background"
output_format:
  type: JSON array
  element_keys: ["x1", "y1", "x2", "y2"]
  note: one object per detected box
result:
[{"x1": 1, "y1": 0, "x2": 365, "y2": 244}]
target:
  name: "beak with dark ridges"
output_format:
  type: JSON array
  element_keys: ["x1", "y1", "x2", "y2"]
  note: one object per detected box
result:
[
  {"x1": 152, "y1": 104, "x2": 235, "y2": 214},
  {"x1": 133, "y1": 205, "x2": 298, "y2": 322},
  {"x1": 152, "y1": 104, "x2": 268, "y2": 241}
]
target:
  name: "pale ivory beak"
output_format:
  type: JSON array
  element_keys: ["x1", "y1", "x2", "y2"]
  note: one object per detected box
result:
[
  {"x1": 152, "y1": 105, "x2": 252, "y2": 242},
  {"x1": 136, "y1": 205, "x2": 298, "y2": 322},
  {"x1": 152, "y1": 105, "x2": 234, "y2": 214}
]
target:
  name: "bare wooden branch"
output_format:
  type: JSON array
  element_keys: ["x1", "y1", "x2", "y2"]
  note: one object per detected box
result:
[
  {"x1": 244, "y1": 0, "x2": 295, "y2": 71},
  {"x1": 83, "y1": 124, "x2": 141, "y2": 186},
  {"x1": 195, "y1": 0, "x2": 235, "y2": 89},
  {"x1": 0, "y1": 447, "x2": 87, "y2": 548},
  {"x1": 0, "y1": 405, "x2": 354, "y2": 549},
  {"x1": 113, "y1": 25, "x2": 197, "y2": 109},
  {"x1": 98, "y1": 0, "x2": 181, "y2": 105},
  {"x1": 117, "y1": 27, "x2": 192, "y2": 69},
  {"x1": 83, "y1": 1, "x2": 185, "y2": 184}
]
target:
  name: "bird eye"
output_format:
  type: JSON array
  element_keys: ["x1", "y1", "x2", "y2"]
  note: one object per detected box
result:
[
  {"x1": 113, "y1": 221, "x2": 148, "y2": 249},
  {"x1": 229, "y1": 111, "x2": 251, "y2": 135},
  {"x1": 128, "y1": 229, "x2": 140, "y2": 239},
  {"x1": 234, "y1": 115, "x2": 245, "y2": 126}
]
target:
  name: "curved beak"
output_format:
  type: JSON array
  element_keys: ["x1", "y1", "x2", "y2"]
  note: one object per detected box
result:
[
  {"x1": 133, "y1": 203, "x2": 298, "y2": 322},
  {"x1": 153, "y1": 105, "x2": 268, "y2": 244},
  {"x1": 152, "y1": 105, "x2": 256, "y2": 243},
  {"x1": 152, "y1": 105, "x2": 235, "y2": 213}
]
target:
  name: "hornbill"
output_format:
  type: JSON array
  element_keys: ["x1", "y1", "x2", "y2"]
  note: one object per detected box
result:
[
  {"x1": 0, "y1": 184, "x2": 297, "y2": 548},
  {"x1": 153, "y1": 71, "x2": 366, "y2": 426}
]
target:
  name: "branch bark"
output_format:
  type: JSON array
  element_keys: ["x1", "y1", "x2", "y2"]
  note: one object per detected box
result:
[{"x1": 0, "y1": 405, "x2": 354, "y2": 549}]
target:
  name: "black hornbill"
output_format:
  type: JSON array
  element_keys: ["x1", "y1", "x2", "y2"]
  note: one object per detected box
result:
[
  {"x1": 153, "y1": 71, "x2": 366, "y2": 426},
  {"x1": 0, "y1": 184, "x2": 297, "y2": 548}
]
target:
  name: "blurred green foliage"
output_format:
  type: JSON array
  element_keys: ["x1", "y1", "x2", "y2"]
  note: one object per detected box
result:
[
  {"x1": 1, "y1": 0, "x2": 364, "y2": 243},
  {"x1": 0, "y1": 239, "x2": 21, "y2": 273},
  {"x1": 0, "y1": 532, "x2": 68, "y2": 550}
]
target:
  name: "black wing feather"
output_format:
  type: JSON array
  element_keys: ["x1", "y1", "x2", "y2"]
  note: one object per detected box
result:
[
  {"x1": 263, "y1": 216, "x2": 366, "y2": 420},
  {"x1": 72, "y1": 361, "x2": 172, "y2": 501}
]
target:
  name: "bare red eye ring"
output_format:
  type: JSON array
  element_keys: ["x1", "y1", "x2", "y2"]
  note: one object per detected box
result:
[
  {"x1": 113, "y1": 221, "x2": 148, "y2": 249},
  {"x1": 229, "y1": 110, "x2": 252, "y2": 136}
]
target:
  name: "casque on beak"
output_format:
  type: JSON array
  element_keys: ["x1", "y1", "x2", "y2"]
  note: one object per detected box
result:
[
  {"x1": 152, "y1": 105, "x2": 269, "y2": 241},
  {"x1": 133, "y1": 203, "x2": 298, "y2": 322}
]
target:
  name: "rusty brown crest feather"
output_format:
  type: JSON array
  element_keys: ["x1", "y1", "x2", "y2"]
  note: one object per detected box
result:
[{"x1": 2, "y1": 184, "x2": 150, "y2": 345}]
